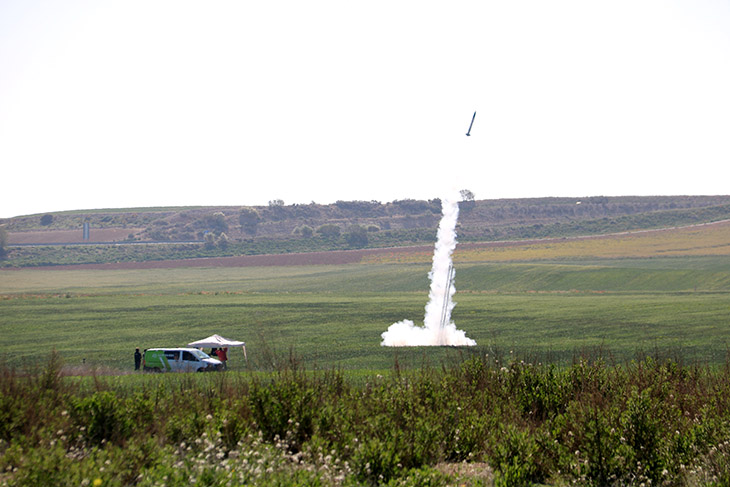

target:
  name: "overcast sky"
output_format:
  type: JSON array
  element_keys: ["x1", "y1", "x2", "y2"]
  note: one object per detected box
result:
[{"x1": 1, "y1": 0, "x2": 729, "y2": 218}]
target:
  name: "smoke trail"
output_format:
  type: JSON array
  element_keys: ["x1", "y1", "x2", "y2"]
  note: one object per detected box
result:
[{"x1": 381, "y1": 196, "x2": 476, "y2": 347}]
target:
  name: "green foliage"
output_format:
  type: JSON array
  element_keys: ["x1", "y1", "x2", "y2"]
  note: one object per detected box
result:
[
  {"x1": 0, "y1": 227, "x2": 7, "y2": 260},
  {"x1": 385, "y1": 466, "x2": 452, "y2": 487},
  {"x1": 389, "y1": 199, "x2": 441, "y2": 215},
  {"x1": 239, "y1": 207, "x2": 261, "y2": 236},
  {"x1": 72, "y1": 391, "x2": 132, "y2": 446},
  {"x1": 3, "y1": 356, "x2": 730, "y2": 485},
  {"x1": 293, "y1": 224, "x2": 314, "y2": 238},
  {"x1": 316, "y1": 223, "x2": 340, "y2": 239},
  {"x1": 460, "y1": 189, "x2": 475, "y2": 202},
  {"x1": 489, "y1": 425, "x2": 542, "y2": 487},
  {"x1": 203, "y1": 232, "x2": 216, "y2": 249},
  {"x1": 334, "y1": 200, "x2": 384, "y2": 216},
  {"x1": 248, "y1": 370, "x2": 316, "y2": 450},
  {"x1": 216, "y1": 232, "x2": 229, "y2": 249},
  {"x1": 195, "y1": 212, "x2": 228, "y2": 236},
  {"x1": 351, "y1": 437, "x2": 402, "y2": 484},
  {"x1": 1, "y1": 229, "x2": 440, "y2": 267},
  {"x1": 344, "y1": 224, "x2": 368, "y2": 248}
]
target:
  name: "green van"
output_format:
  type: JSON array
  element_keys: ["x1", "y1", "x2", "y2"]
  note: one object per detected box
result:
[{"x1": 142, "y1": 348, "x2": 222, "y2": 372}]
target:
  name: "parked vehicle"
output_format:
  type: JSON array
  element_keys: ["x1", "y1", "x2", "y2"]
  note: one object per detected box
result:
[{"x1": 142, "y1": 348, "x2": 222, "y2": 372}]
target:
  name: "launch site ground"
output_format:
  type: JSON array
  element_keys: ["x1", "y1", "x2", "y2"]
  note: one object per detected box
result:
[{"x1": 2, "y1": 216, "x2": 730, "y2": 371}]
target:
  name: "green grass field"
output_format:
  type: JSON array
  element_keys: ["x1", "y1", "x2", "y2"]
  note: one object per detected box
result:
[
  {"x1": 2, "y1": 254, "x2": 730, "y2": 371},
  {"x1": 3, "y1": 249, "x2": 730, "y2": 485}
]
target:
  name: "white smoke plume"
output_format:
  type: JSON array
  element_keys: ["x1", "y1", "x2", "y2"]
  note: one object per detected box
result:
[{"x1": 381, "y1": 195, "x2": 476, "y2": 347}]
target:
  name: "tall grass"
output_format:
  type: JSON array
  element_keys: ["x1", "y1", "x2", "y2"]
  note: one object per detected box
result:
[{"x1": 2, "y1": 352, "x2": 730, "y2": 486}]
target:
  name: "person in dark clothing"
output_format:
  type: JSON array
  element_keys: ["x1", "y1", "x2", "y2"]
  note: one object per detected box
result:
[{"x1": 134, "y1": 348, "x2": 142, "y2": 370}]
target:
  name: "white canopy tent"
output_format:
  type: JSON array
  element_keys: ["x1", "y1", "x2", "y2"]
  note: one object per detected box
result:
[{"x1": 188, "y1": 334, "x2": 247, "y2": 361}]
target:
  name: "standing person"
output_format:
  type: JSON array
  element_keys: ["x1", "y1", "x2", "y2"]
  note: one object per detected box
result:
[
  {"x1": 134, "y1": 348, "x2": 141, "y2": 370},
  {"x1": 216, "y1": 347, "x2": 228, "y2": 369}
]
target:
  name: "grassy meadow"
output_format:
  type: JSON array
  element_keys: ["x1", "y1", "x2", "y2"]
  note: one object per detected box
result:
[
  {"x1": 2, "y1": 222, "x2": 730, "y2": 371},
  {"x1": 3, "y1": 287, "x2": 729, "y2": 371}
]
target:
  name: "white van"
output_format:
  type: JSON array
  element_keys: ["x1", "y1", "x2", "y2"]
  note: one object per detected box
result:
[{"x1": 142, "y1": 348, "x2": 222, "y2": 372}]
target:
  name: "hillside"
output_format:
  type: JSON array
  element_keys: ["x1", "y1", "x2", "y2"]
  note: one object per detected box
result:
[{"x1": 2, "y1": 195, "x2": 730, "y2": 267}]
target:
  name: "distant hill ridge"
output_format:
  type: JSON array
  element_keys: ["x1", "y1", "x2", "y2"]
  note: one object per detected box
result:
[{"x1": 3, "y1": 195, "x2": 730, "y2": 267}]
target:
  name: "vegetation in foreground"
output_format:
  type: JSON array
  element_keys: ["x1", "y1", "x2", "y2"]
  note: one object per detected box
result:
[{"x1": 2, "y1": 352, "x2": 730, "y2": 486}]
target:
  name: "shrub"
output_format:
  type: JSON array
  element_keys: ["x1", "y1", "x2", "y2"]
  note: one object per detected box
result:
[
  {"x1": 72, "y1": 391, "x2": 132, "y2": 446},
  {"x1": 293, "y1": 225, "x2": 314, "y2": 238},
  {"x1": 248, "y1": 372, "x2": 316, "y2": 452},
  {"x1": 203, "y1": 232, "x2": 216, "y2": 249},
  {"x1": 216, "y1": 232, "x2": 229, "y2": 249},
  {"x1": 316, "y1": 224, "x2": 341, "y2": 239},
  {"x1": 6, "y1": 353, "x2": 730, "y2": 486},
  {"x1": 489, "y1": 424, "x2": 543, "y2": 487},
  {"x1": 352, "y1": 437, "x2": 402, "y2": 485},
  {"x1": 238, "y1": 207, "x2": 261, "y2": 235},
  {"x1": 345, "y1": 225, "x2": 368, "y2": 248}
]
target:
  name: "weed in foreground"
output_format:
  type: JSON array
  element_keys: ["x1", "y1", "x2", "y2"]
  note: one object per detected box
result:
[{"x1": 2, "y1": 353, "x2": 730, "y2": 485}]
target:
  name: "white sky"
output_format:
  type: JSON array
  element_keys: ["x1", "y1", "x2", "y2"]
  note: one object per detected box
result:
[{"x1": 1, "y1": 0, "x2": 729, "y2": 218}]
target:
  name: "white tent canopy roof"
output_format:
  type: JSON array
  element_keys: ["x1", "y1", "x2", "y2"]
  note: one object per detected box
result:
[{"x1": 188, "y1": 334, "x2": 245, "y2": 348}]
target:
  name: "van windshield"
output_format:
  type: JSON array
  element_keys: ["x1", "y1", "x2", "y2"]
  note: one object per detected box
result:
[{"x1": 191, "y1": 349, "x2": 212, "y2": 360}]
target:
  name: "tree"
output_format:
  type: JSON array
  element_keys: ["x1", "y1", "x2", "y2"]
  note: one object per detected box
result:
[
  {"x1": 294, "y1": 225, "x2": 314, "y2": 238},
  {"x1": 459, "y1": 189, "x2": 476, "y2": 213},
  {"x1": 203, "y1": 232, "x2": 216, "y2": 250},
  {"x1": 239, "y1": 207, "x2": 261, "y2": 236},
  {"x1": 344, "y1": 225, "x2": 368, "y2": 248},
  {"x1": 267, "y1": 199, "x2": 289, "y2": 221},
  {"x1": 211, "y1": 212, "x2": 228, "y2": 232},
  {"x1": 216, "y1": 232, "x2": 230, "y2": 249},
  {"x1": 334, "y1": 200, "x2": 383, "y2": 217},
  {"x1": 40, "y1": 214, "x2": 54, "y2": 226},
  {"x1": 390, "y1": 199, "x2": 431, "y2": 215},
  {"x1": 0, "y1": 226, "x2": 8, "y2": 259},
  {"x1": 316, "y1": 224, "x2": 341, "y2": 239},
  {"x1": 196, "y1": 212, "x2": 228, "y2": 235}
]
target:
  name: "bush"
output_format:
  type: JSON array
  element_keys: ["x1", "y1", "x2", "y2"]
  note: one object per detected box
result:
[
  {"x1": 293, "y1": 225, "x2": 313, "y2": 238},
  {"x1": 4, "y1": 354, "x2": 730, "y2": 486},
  {"x1": 72, "y1": 391, "x2": 132, "y2": 446},
  {"x1": 352, "y1": 437, "x2": 402, "y2": 485},
  {"x1": 490, "y1": 425, "x2": 542, "y2": 487},
  {"x1": 344, "y1": 225, "x2": 368, "y2": 248},
  {"x1": 248, "y1": 372, "x2": 316, "y2": 452},
  {"x1": 0, "y1": 227, "x2": 7, "y2": 260},
  {"x1": 239, "y1": 207, "x2": 261, "y2": 235},
  {"x1": 316, "y1": 224, "x2": 340, "y2": 239}
]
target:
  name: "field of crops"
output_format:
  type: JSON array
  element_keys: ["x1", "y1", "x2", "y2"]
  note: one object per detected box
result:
[
  {"x1": 3, "y1": 287, "x2": 729, "y2": 371},
  {"x1": 2, "y1": 221, "x2": 730, "y2": 371}
]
